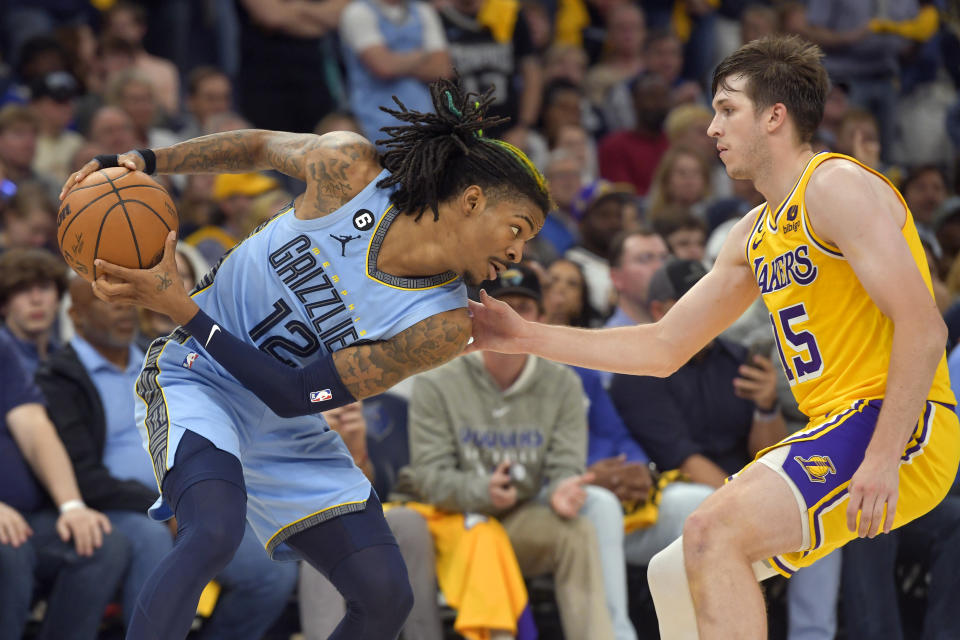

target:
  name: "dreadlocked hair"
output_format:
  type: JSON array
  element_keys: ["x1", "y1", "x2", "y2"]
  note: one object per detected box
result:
[{"x1": 376, "y1": 78, "x2": 552, "y2": 222}]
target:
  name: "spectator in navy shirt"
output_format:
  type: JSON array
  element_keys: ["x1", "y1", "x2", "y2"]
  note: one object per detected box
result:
[{"x1": 0, "y1": 330, "x2": 129, "y2": 640}]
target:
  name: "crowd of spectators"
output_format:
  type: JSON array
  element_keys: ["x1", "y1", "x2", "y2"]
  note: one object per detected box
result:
[{"x1": 1, "y1": 0, "x2": 960, "y2": 639}]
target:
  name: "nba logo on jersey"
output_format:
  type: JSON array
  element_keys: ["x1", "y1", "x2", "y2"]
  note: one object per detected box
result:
[
  {"x1": 794, "y1": 455, "x2": 836, "y2": 483},
  {"x1": 181, "y1": 352, "x2": 199, "y2": 369},
  {"x1": 310, "y1": 389, "x2": 333, "y2": 403}
]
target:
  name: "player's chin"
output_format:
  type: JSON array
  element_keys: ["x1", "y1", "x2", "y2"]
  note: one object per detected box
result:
[{"x1": 463, "y1": 269, "x2": 483, "y2": 286}]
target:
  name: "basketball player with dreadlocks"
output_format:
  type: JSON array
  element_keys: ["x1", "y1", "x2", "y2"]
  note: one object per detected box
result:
[{"x1": 61, "y1": 80, "x2": 551, "y2": 640}]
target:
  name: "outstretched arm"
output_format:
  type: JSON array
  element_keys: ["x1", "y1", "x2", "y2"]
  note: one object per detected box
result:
[
  {"x1": 62, "y1": 130, "x2": 381, "y2": 216},
  {"x1": 469, "y1": 212, "x2": 761, "y2": 376}
]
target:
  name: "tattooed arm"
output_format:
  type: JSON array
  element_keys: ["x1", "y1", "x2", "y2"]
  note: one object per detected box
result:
[{"x1": 61, "y1": 130, "x2": 381, "y2": 216}]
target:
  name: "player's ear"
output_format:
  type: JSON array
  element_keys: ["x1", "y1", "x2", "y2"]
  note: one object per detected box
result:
[
  {"x1": 461, "y1": 185, "x2": 486, "y2": 217},
  {"x1": 766, "y1": 102, "x2": 788, "y2": 134}
]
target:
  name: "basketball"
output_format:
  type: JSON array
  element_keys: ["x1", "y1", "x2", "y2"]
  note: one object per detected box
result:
[{"x1": 57, "y1": 167, "x2": 178, "y2": 282}]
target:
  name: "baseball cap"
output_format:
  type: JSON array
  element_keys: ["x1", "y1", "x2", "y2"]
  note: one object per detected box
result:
[
  {"x1": 212, "y1": 173, "x2": 279, "y2": 200},
  {"x1": 647, "y1": 258, "x2": 708, "y2": 303},
  {"x1": 483, "y1": 264, "x2": 542, "y2": 303},
  {"x1": 30, "y1": 71, "x2": 80, "y2": 102}
]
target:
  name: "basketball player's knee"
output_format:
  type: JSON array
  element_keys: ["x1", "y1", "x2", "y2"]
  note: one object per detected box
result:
[
  {"x1": 682, "y1": 508, "x2": 730, "y2": 563},
  {"x1": 184, "y1": 511, "x2": 245, "y2": 568},
  {"x1": 348, "y1": 561, "x2": 413, "y2": 631}
]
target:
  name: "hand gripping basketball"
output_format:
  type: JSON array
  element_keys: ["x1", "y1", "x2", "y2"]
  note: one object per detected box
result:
[
  {"x1": 92, "y1": 231, "x2": 199, "y2": 326},
  {"x1": 60, "y1": 152, "x2": 143, "y2": 201}
]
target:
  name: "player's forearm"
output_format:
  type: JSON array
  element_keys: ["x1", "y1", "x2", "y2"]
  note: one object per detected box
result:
[
  {"x1": 868, "y1": 316, "x2": 947, "y2": 461},
  {"x1": 154, "y1": 130, "x2": 276, "y2": 175},
  {"x1": 518, "y1": 321, "x2": 680, "y2": 377}
]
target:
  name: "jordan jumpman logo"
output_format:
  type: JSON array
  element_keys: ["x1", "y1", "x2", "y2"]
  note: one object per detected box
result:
[{"x1": 330, "y1": 234, "x2": 362, "y2": 257}]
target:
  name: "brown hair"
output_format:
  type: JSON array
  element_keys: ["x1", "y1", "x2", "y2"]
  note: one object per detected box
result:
[
  {"x1": 0, "y1": 104, "x2": 40, "y2": 135},
  {"x1": 5, "y1": 182, "x2": 56, "y2": 221},
  {"x1": 711, "y1": 35, "x2": 828, "y2": 143},
  {"x1": 608, "y1": 227, "x2": 659, "y2": 266},
  {"x1": 0, "y1": 248, "x2": 68, "y2": 307},
  {"x1": 646, "y1": 145, "x2": 711, "y2": 219}
]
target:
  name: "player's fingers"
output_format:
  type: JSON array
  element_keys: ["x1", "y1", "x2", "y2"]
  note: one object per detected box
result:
[
  {"x1": 867, "y1": 494, "x2": 887, "y2": 538},
  {"x1": 159, "y1": 231, "x2": 178, "y2": 267},
  {"x1": 580, "y1": 471, "x2": 596, "y2": 485},
  {"x1": 882, "y1": 494, "x2": 897, "y2": 535},
  {"x1": 858, "y1": 493, "x2": 878, "y2": 538},
  {"x1": 846, "y1": 489, "x2": 862, "y2": 532},
  {"x1": 91, "y1": 278, "x2": 136, "y2": 304},
  {"x1": 93, "y1": 258, "x2": 136, "y2": 279},
  {"x1": 121, "y1": 158, "x2": 138, "y2": 170}
]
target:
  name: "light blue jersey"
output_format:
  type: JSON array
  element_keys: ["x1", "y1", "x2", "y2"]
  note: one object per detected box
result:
[{"x1": 135, "y1": 170, "x2": 467, "y2": 558}]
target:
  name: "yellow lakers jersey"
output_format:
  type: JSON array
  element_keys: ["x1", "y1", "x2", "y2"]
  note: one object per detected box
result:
[{"x1": 745, "y1": 152, "x2": 955, "y2": 418}]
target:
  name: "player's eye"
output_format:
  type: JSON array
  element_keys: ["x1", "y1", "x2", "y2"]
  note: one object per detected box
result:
[{"x1": 511, "y1": 225, "x2": 521, "y2": 237}]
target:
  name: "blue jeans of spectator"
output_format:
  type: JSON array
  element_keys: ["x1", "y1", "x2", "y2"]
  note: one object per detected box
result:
[
  {"x1": 0, "y1": 509, "x2": 130, "y2": 640},
  {"x1": 581, "y1": 485, "x2": 638, "y2": 640},
  {"x1": 623, "y1": 482, "x2": 714, "y2": 565},
  {"x1": 787, "y1": 550, "x2": 841, "y2": 640},
  {"x1": 846, "y1": 76, "x2": 898, "y2": 164},
  {"x1": 107, "y1": 511, "x2": 296, "y2": 639},
  {"x1": 841, "y1": 494, "x2": 960, "y2": 640}
]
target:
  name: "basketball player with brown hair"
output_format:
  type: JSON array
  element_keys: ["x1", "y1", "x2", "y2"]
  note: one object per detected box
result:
[{"x1": 468, "y1": 35, "x2": 959, "y2": 638}]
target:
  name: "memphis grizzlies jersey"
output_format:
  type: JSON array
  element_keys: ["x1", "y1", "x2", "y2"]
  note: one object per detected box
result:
[
  {"x1": 746, "y1": 152, "x2": 954, "y2": 418},
  {"x1": 190, "y1": 169, "x2": 467, "y2": 375}
]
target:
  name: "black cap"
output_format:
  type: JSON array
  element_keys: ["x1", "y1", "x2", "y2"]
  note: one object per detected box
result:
[
  {"x1": 30, "y1": 72, "x2": 80, "y2": 102},
  {"x1": 484, "y1": 264, "x2": 542, "y2": 303},
  {"x1": 647, "y1": 258, "x2": 708, "y2": 303}
]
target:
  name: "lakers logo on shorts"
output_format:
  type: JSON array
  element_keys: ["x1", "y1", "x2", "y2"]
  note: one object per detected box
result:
[{"x1": 794, "y1": 455, "x2": 836, "y2": 483}]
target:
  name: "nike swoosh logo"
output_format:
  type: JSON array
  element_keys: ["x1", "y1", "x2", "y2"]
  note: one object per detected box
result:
[
  {"x1": 751, "y1": 234, "x2": 764, "y2": 250},
  {"x1": 205, "y1": 324, "x2": 221, "y2": 347}
]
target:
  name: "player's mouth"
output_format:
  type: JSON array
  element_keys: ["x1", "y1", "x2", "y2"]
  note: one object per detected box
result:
[
  {"x1": 717, "y1": 144, "x2": 728, "y2": 159},
  {"x1": 488, "y1": 261, "x2": 500, "y2": 281}
]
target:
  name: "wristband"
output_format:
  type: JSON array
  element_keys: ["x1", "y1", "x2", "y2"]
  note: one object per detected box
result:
[
  {"x1": 93, "y1": 154, "x2": 119, "y2": 169},
  {"x1": 59, "y1": 499, "x2": 85, "y2": 514},
  {"x1": 754, "y1": 403, "x2": 781, "y2": 421},
  {"x1": 131, "y1": 148, "x2": 157, "y2": 175}
]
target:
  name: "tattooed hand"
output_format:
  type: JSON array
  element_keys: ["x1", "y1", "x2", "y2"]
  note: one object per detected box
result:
[{"x1": 92, "y1": 232, "x2": 200, "y2": 325}]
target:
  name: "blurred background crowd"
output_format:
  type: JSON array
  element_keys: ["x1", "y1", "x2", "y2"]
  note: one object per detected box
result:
[{"x1": 1, "y1": 1, "x2": 960, "y2": 639}]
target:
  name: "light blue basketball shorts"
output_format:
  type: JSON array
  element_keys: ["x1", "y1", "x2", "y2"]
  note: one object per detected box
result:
[{"x1": 133, "y1": 328, "x2": 372, "y2": 560}]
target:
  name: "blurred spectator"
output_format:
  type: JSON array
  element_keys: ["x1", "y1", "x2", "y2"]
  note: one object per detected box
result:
[
  {"x1": 584, "y1": 3, "x2": 646, "y2": 117},
  {"x1": 817, "y1": 83, "x2": 851, "y2": 151},
  {"x1": 542, "y1": 257, "x2": 602, "y2": 327},
  {"x1": 566, "y1": 180, "x2": 636, "y2": 315},
  {"x1": 544, "y1": 44, "x2": 589, "y2": 87},
  {"x1": 105, "y1": 70, "x2": 179, "y2": 149},
  {"x1": 395, "y1": 266, "x2": 619, "y2": 639},
  {"x1": 438, "y1": 0, "x2": 542, "y2": 138},
  {"x1": 652, "y1": 212, "x2": 707, "y2": 263},
  {"x1": 841, "y1": 491, "x2": 960, "y2": 640},
  {"x1": 87, "y1": 105, "x2": 138, "y2": 154},
  {"x1": 0, "y1": 104, "x2": 59, "y2": 195},
  {"x1": 179, "y1": 67, "x2": 233, "y2": 141},
  {"x1": 643, "y1": 29, "x2": 701, "y2": 107},
  {"x1": 339, "y1": 0, "x2": 452, "y2": 145},
  {"x1": 540, "y1": 79, "x2": 587, "y2": 149},
  {"x1": 235, "y1": 0, "x2": 349, "y2": 133},
  {"x1": 0, "y1": 248, "x2": 67, "y2": 375},
  {"x1": 645, "y1": 145, "x2": 712, "y2": 222},
  {"x1": 185, "y1": 172, "x2": 280, "y2": 265},
  {"x1": 101, "y1": 1, "x2": 181, "y2": 117},
  {"x1": 204, "y1": 111, "x2": 253, "y2": 136},
  {"x1": 664, "y1": 103, "x2": 732, "y2": 199},
  {"x1": 314, "y1": 110, "x2": 364, "y2": 136},
  {"x1": 2, "y1": 35, "x2": 70, "y2": 106},
  {"x1": 604, "y1": 228, "x2": 669, "y2": 329},
  {"x1": 936, "y1": 198, "x2": 960, "y2": 284},
  {"x1": 299, "y1": 401, "x2": 446, "y2": 640},
  {"x1": 740, "y1": 3, "x2": 777, "y2": 45},
  {"x1": 902, "y1": 164, "x2": 950, "y2": 229},
  {"x1": 53, "y1": 24, "x2": 99, "y2": 97},
  {"x1": 37, "y1": 278, "x2": 298, "y2": 636},
  {"x1": 0, "y1": 181, "x2": 58, "y2": 252},
  {"x1": 239, "y1": 188, "x2": 293, "y2": 236},
  {"x1": 804, "y1": 0, "x2": 919, "y2": 163},
  {"x1": 29, "y1": 71, "x2": 85, "y2": 183},
  {"x1": 176, "y1": 174, "x2": 219, "y2": 237},
  {"x1": 597, "y1": 72, "x2": 670, "y2": 195},
  {"x1": 553, "y1": 122, "x2": 598, "y2": 181},
  {"x1": 535, "y1": 149, "x2": 584, "y2": 260},
  {"x1": 834, "y1": 108, "x2": 883, "y2": 172},
  {"x1": 0, "y1": 330, "x2": 129, "y2": 640},
  {"x1": 2, "y1": 3, "x2": 94, "y2": 69}
]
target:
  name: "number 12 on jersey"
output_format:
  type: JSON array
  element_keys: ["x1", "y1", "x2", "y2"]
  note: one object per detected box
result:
[{"x1": 769, "y1": 302, "x2": 824, "y2": 385}]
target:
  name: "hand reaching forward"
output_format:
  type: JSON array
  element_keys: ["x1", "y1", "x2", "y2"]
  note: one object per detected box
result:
[{"x1": 466, "y1": 290, "x2": 532, "y2": 355}]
